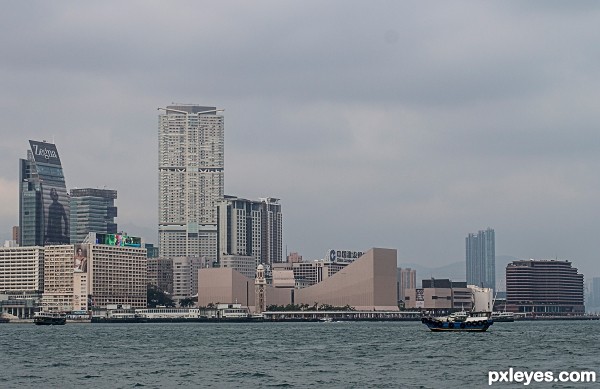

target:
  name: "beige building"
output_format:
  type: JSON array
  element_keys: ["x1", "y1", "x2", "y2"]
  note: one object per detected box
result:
[
  {"x1": 198, "y1": 267, "x2": 256, "y2": 307},
  {"x1": 0, "y1": 246, "x2": 44, "y2": 318},
  {"x1": 294, "y1": 248, "x2": 398, "y2": 310},
  {"x1": 90, "y1": 243, "x2": 147, "y2": 308},
  {"x1": 42, "y1": 245, "x2": 77, "y2": 311},
  {"x1": 198, "y1": 248, "x2": 399, "y2": 311},
  {"x1": 0, "y1": 246, "x2": 44, "y2": 293}
]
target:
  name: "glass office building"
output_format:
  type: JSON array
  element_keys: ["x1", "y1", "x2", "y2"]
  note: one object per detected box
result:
[{"x1": 19, "y1": 140, "x2": 70, "y2": 246}]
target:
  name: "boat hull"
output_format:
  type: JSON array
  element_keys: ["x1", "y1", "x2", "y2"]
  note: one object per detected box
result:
[
  {"x1": 421, "y1": 317, "x2": 493, "y2": 332},
  {"x1": 34, "y1": 315, "x2": 66, "y2": 325}
]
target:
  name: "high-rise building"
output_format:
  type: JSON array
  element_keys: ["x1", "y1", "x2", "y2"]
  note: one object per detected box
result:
[
  {"x1": 69, "y1": 188, "x2": 118, "y2": 244},
  {"x1": 506, "y1": 259, "x2": 584, "y2": 315},
  {"x1": 589, "y1": 277, "x2": 600, "y2": 311},
  {"x1": 217, "y1": 196, "x2": 262, "y2": 263},
  {"x1": 260, "y1": 197, "x2": 283, "y2": 265},
  {"x1": 397, "y1": 267, "x2": 416, "y2": 304},
  {"x1": 465, "y1": 228, "x2": 495, "y2": 290},
  {"x1": 19, "y1": 140, "x2": 70, "y2": 246},
  {"x1": 158, "y1": 105, "x2": 224, "y2": 260}
]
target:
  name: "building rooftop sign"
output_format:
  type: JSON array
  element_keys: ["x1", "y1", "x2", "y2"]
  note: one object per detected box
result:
[{"x1": 29, "y1": 140, "x2": 61, "y2": 166}]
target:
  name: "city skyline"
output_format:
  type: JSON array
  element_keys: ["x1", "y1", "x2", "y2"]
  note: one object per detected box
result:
[{"x1": 1, "y1": 2, "x2": 600, "y2": 278}]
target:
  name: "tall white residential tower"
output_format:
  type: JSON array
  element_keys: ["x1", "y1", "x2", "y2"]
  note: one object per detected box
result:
[{"x1": 158, "y1": 105, "x2": 224, "y2": 260}]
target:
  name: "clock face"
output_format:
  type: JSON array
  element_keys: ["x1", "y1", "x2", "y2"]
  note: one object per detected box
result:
[{"x1": 329, "y1": 250, "x2": 336, "y2": 262}]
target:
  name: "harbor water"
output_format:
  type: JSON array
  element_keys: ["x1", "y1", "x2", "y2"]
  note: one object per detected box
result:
[{"x1": 1, "y1": 320, "x2": 598, "y2": 388}]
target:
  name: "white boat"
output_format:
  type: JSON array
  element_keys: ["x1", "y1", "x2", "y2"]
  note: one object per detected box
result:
[{"x1": 491, "y1": 311, "x2": 515, "y2": 322}]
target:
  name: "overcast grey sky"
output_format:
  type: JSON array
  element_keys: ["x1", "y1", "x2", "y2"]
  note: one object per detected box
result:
[{"x1": 1, "y1": 1, "x2": 599, "y2": 278}]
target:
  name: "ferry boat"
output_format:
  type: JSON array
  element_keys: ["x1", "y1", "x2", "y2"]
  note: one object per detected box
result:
[
  {"x1": 34, "y1": 312, "x2": 67, "y2": 325},
  {"x1": 421, "y1": 311, "x2": 493, "y2": 332},
  {"x1": 491, "y1": 311, "x2": 515, "y2": 322}
]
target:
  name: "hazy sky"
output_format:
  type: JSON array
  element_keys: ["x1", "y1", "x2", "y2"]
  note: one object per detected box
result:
[{"x1": 1, "y1": 1, "x2": 599, "y2": 278}]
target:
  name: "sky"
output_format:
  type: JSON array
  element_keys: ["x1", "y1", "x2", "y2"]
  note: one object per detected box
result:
[{"x1": 1, "y1": 1, "x2": 599, "y2": 279}]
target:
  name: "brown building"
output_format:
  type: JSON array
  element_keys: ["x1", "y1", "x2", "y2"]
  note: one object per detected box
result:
[
  {"x1": 506, "y1": 259, "x2": 584, "y2": 315},
  {"x1": 197, "y1": 248, "x2": 399, "y2": 311}
]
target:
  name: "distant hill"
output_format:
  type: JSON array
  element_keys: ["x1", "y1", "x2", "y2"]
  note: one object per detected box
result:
[{"x1": 399, "y1": 255, "x2": 520, "y2": 291}]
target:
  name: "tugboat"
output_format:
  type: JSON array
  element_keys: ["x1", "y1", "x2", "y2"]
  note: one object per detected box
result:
[
  {"x1": 34, "y1": 311, "x2": 67, "y2": 325},
  {"x1": 421, "y1": 311, "x2": 493, "y2": 332}
]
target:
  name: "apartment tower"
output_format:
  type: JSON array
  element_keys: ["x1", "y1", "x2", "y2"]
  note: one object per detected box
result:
[
  {"x1": 260, "y1": 197, "x2": 283, "y2": 265},
  {"x1": 158, "y1": 105, "x2": 224, "y2": 260},
  {"x1": 466, "y1": 228, "x2": 495, "y2": 290}
]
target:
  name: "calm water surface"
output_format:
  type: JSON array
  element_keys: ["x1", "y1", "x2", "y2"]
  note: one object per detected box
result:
[{"x1": 1, "y1": 321, "x2": 598, "y2": 388}]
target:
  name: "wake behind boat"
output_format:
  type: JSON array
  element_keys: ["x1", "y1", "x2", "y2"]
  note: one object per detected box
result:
[
  {"x1": 34, "y1": 312, "x2": 66, "y2": 325},
  {"x1": 421, "y1": 311, "x2": 493, "y2": 332}
]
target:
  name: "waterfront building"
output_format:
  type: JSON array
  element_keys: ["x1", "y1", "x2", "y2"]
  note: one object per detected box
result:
[
  {"x1": 404, "y1": 279, "x2": 473, "y2": 311},
  {"x1": 217, "y1": 196, "x2": 262, "y2": 263},
  {"x1": 88, "y1": 237, "x2": 147, "y2": 309},
  {"x1": 260, "y1": 197, "x2": 283, "y2": 265},
  {"x1": 19, "y1": 140, "x2": 70, "y2": 246},
  {"x1": 505, "y1": 259, "x2": 584, "y2": 315},
  {"x1": 198, "y1": 248, "x2": 399, "y2": 311},
  {"x1": 0, "y1": 292, "x2": 39, "y2": 319},
  {"x1": 172, "y1": 257, "x2": 207, "y2": 302},
  {"x1": 397, "y1": 268, "x2": 416, "y2": 304},
  {"x1": 147, "y1": 257, "x2": 174, "y2": 294},
  {"x1": 0, "y1": 246, "x2": 44, "y2": 318},
  {"x1": 69, "y1": 188, "x2": 118, "y2": 244},
  {"x1": 158, "y1": 105, "x2": 224, "y2": 260},
  {"x1": 40, "y1": 234, "x2": 147, "y2": 311},
  {"x1": 0, "y1": 246, "x2": 44, "y2": 293},
  {"x1": 466, "y1": 228, "x2": 495, "y2": 291},
  {"x1": 42, "y1": 245, "x2": 80, "y2": 312}
]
